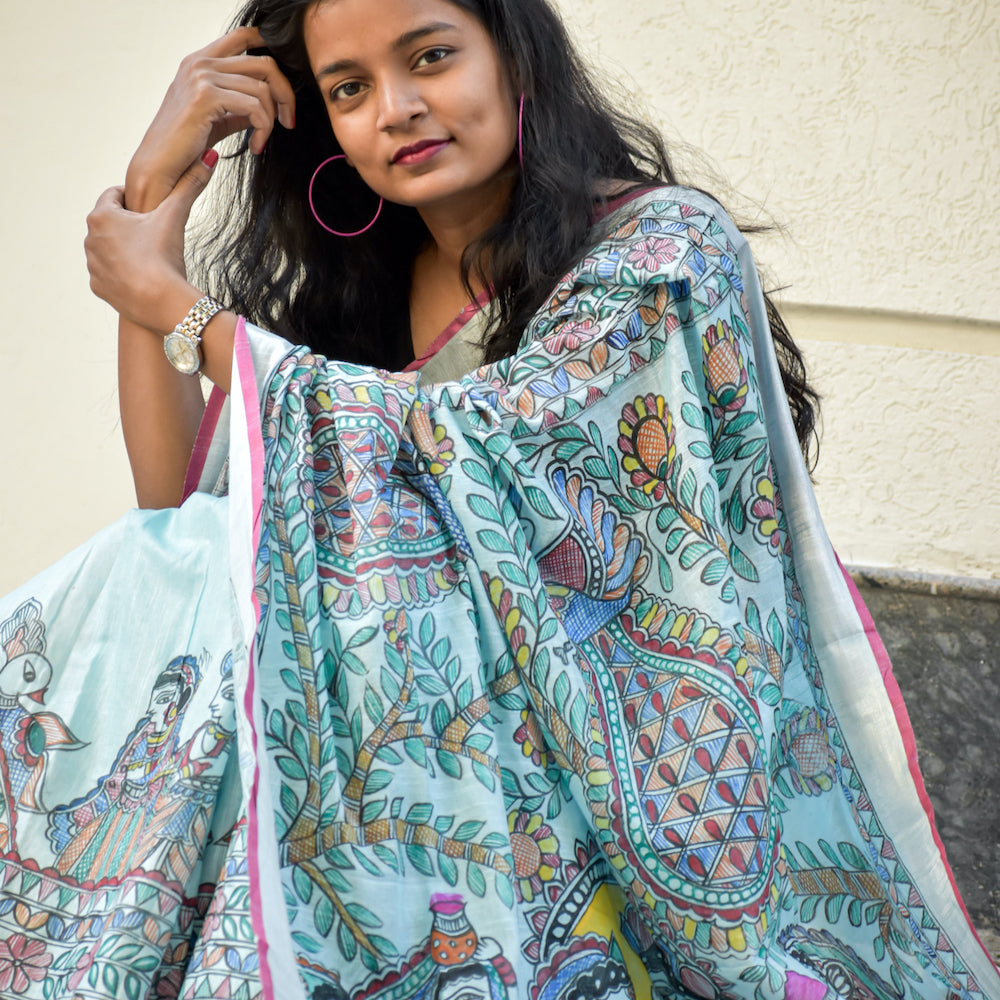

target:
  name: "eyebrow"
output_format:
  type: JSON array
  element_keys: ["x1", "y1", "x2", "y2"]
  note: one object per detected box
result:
[{"x1": 315, "y1": 21, "x2": 458, "y2": 80}]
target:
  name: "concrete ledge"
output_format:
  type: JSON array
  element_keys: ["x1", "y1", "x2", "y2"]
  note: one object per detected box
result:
[{"x1": 848, "y1": 565, "x2": 1000, "y2": 602}]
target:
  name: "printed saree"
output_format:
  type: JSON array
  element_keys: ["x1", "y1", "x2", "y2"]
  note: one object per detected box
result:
[{"x1": 0, "y1": 188, "x2": 995, "y2": 1000}]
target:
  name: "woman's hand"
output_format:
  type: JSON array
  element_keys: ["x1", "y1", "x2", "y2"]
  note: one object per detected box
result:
[
  {"x1": 125, "y1": 27, "x2": 295, "y2": 213},
  {"x1": 87, "y1": 153, "x2": 219, "y2": 335}
]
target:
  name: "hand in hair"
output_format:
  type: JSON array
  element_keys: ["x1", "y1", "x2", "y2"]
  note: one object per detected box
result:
[{"x1": 125, "y1": 26, "x2": 295, "y2": 214}]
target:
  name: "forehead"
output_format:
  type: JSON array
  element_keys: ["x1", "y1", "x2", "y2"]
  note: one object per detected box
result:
[{"x1": 304, "y1": 0, "x2": 486, "y2": 69}]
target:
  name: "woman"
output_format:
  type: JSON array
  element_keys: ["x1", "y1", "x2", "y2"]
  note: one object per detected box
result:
[{"x1": 0, "y1": 1, "x2": 994, "y2": 999}]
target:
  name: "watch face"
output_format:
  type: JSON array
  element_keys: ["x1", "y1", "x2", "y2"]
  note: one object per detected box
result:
[{"x1": 163, "y1": 333, "x2": 201, "y2": 374}]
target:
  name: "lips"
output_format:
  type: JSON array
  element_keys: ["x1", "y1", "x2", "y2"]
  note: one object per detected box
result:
[{"x1": 391, "y1": 138, "x2": 451, "y2": 165}]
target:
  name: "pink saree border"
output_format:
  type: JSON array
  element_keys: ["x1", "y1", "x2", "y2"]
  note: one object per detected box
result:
[
  {"x1": 181, "y1": 386, "x2": 227, "y2": 502},
  {"x1": 838, "y1": 558, "x2": 997, "y2": 970},
  {"x1": 232, "y1": 317, "x2": 274, "y2": 998}
]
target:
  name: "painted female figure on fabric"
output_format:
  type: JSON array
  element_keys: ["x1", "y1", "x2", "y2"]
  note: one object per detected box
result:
[{"x1": 47, "y1": 654, "x2": 200, "y2": 881}]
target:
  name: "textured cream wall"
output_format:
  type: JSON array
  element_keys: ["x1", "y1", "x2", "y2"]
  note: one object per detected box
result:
[
  {"x1": 1, "y1": 0, "x2": 997, "y2": 594},
  {"x1": 560, "y1": 0, "x2": 1000, "y2": 323}
]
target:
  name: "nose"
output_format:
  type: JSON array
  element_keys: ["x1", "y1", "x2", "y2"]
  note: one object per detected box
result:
[{"x1": 375, "y1": 75, "x2": 427, "y2": 131}]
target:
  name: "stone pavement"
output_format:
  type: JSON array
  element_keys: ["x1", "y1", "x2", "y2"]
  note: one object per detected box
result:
[{"x1": 853, "y1": 580, "x2": 1000, "y2": 959}]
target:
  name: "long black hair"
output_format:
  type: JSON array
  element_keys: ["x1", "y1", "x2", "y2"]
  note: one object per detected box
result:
[{"x1": 191, "y1": 0, "x2": 818, "y2": 461}]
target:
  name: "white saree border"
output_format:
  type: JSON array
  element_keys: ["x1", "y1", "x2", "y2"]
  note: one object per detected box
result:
[
  {"x1": 728, "y1": 222, "x2": 1000, "y2": 994},
  {"x1": 228, "y1": 318, "x2": 309, "y2": 1000}
]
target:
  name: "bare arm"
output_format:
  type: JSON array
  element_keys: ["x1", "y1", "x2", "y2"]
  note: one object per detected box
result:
[{"x1": 106, "y1": 28, "x2": 294, "y2": 508}]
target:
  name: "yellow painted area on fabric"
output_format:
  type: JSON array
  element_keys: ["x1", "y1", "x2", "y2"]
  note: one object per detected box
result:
[
  {"x1": 354, "y1": 385, "x2": 371, "y2": 404},
  {"x1": 683, "y1": 917, "x2": 698, "y2": 940},
  {"x1": 727, "y1": 926, "x2": 747, "y2": 952},
  {"x1": 570, "y1": 882, "x2": 652, "y2": 1000},
  {"x1": 314, "y1": 389, "x2": 332, "y2": 410},
  {"x1": 369, "y1": 575, "x2": 386, "y2": 603}
]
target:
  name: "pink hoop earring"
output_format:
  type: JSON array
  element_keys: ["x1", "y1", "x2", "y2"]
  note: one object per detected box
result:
[
  {"x1": 308, "y1": 154, "x2": 383, "y2": 237},
  {"x1": 517, "y1": 92, "x2": 525, "y2": 169}
]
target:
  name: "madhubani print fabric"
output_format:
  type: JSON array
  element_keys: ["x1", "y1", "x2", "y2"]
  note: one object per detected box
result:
[{"x1": 0, "y1": 188, "x2": 995, "y2": 1000}]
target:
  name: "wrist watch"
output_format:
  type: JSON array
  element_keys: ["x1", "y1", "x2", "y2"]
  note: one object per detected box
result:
[{"x1": 163, "y1": 295, "x2": 225, "y2": 374}]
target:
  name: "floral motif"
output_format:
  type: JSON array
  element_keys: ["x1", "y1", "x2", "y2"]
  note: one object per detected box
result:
[
  {"x1": 410, "y1": 409, "x2": 455, "y2": 476},
  {"x1": 702, "y1": 319, "x2": 748, "y2": 415},
  {"x1": 0, "y1": 934, "x2": 52, "y2": 995},
  {"x1": 543, "y1": 318, "x2": 595, "y2": 355},
  {"x1": 626, "y1": 236, "x2": 680, "y2": 271},
  {"x1": 779, "y1": 707, "x2": 837, "y2": 796},
  {"x1": 747, "y1": 475, "x2": 780, "y2": 551},
  {"x1": 508, "y1": 811, "x2": 561, "y2": 903},
  {"x1": 513, "y1": 709, "x2": 553, "y2": 769},
  {"x1": 618, "y1": 394, "x2": 676, "y2": 501}
]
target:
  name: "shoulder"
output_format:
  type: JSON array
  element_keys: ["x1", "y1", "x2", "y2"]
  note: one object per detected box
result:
[{"x1": 573, "y1": 185, "x2": 750, "y2": 290}]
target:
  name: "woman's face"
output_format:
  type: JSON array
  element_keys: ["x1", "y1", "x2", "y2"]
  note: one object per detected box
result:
[{"x1": 303, "y1": 0, "x2": 518, "y2": 217}]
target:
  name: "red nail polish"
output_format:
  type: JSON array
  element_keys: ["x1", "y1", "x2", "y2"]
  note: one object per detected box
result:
[{"x1": 201, "y1": 149, "x2": 219, "y2": 169}]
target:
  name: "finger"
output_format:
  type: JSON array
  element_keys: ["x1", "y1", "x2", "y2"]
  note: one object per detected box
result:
[
  {"x1": 207, "y1": 71, "x2": 280, "y2": 140},
  {"x1": 162, "y1": 150, "x2": 219, "y2": 226},
  {"x1": 197, "y1": 25, "x2": 265, "y2": 60},
  {"x1": 205, "y1": 54, "x2": 296, "y2": 129},
  {"x1": 93, "y1": 185, "x2": 127, "y2": 213},
  {"x1": 201, "y1": 86, "x2": 279, "y2": 154}
]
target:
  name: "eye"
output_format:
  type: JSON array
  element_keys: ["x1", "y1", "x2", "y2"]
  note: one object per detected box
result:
[
  {"x1": 330, "y1": 79, "x2": 365, "y2": 102},
  {"x1": 414, "y1": 46, "x2": 451, "y2": 68}
]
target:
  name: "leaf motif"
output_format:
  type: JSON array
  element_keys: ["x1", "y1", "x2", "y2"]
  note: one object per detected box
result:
[
  {"x1": 292, "y1": 865, "x2": 313, "y2": 905},
  {"x1": 664, "y1": 526, "x2": 686, "y2": 553},
  {"x1": 454, "y1": 820, "x2": 484, "y2": 841},
  {"x1": 729, "y1": 544, "x2": 758, "y2": 582},
  {"x1": 364, "y1": 685, "x2": 383, "y2": 726},
  {"x1": 467, "y1": 863, "x2": 487, "y2": 897},
  {"x1": 406, "y1": 843, "x2": 435, "y2": 877},
  {"x1": 379, "y1": 666, "x2": 401, "y2": 703},
  {"x1": 361, "y1": 798, "x2": 386, "y2": 824},
  {"x1": 405, "y1": 802, "x2": 433, "y2": 825},
  {"x1": 404, "y1": 737, "x2": 427, "y2": 767},
  {"x1": 472, "y1": 759, "x2": 496, "y2": 792},
  {"x1": 553, "y1": 672, "x2": 570, "y2": 714},
  {"x1": 460, "y1": 458, "x2": 493, "y2": 488},
  {"x1": 365, "y1": 769, "x2": 393, "y2": 794},
  {"x1": 439, "y1": 854, "x2": 459, "y2": 886},
  {"x1": 524, "y1": 485, "x2": 558, "y2": 519},
  {"x1": 582, "y1": 456, "x2": 610, "y2": 480},
  {"x1": 795, "y1": 841, "x2": 821, "y2": 868},
  {"x1": 495, "y1": 873, "x2": 515, "y2": 908},
  {"x1": 467, "y1": 494, "x2": 501, "y2": 522},
  {"x1": 432, "y1": 700, "x2": 451, "y2": 736},
  {"x1": 701, "y1": 556, "x2": 729, "y2": 585},
  {"x1": 824, "y1": 893, "x2": 845, "y2": 924},
  {"x1": 276, "y1": 755, "x2": 306, "y2": 781},
  {"x1": 658, "y1": 554, "x2": 674, "y2": 591},
  {"x1": 838, "y1": 840, "x2": 870, "y2": 870},
  {"x1": 415, "y1": 674, "x2": 448, "y2": 696},
  {"x1": 437, "y1": 749, "x2": 462, "y2": 779},
  {"x1": 336, "y1": 914, "x2": 356, "y2": 958},
  {"x1": 350, "y1": 846, "x2": 382, "y2": 878},
  {"x1": 679, "y1": 469, "x2": 697, "y2": 510},
  {"x1": 681, "y1": 401, "x2": 705, "y2": 430},
  {"x1": 679, "y1": 540, "x2": 713, "y2": 569},
  {"x1": 346, "y1": 625, "x2": 378, "y2": 650},
  {"x1": 477, "y1": 528, "x2": 513, "y2": 554}
]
